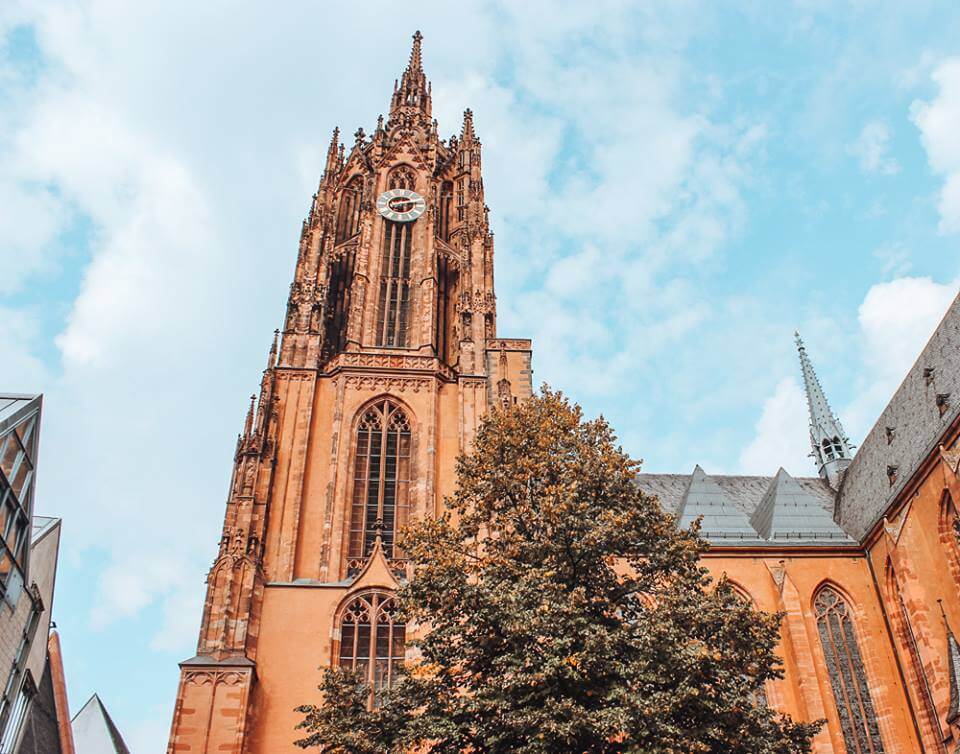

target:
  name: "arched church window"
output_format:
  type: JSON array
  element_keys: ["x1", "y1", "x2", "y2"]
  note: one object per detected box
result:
[
  {"x1": 376, "y1": 220, "x2": 413, "y2": 346},
  {"x1": 324, "y1": 245, "x2": 357, "y2": 359},
  {"x1": 337, "y1": 590, "x2": 405, "y2": 707},
  {"x1": 885, "y1": 562, "x2": 943, "y2": 750},
  {"x1": 939, "y1": 492, "x2": 960, "y2": 584},
  {"x1": 822, "y1": 437, "x2": 844, "y2": 462},
  {"x1": 387, "y1": 165, "x2": 416, "y2": 191},
  {"x1": 437, "y1": 181, "x2": 453, "y2": 241},
  {"x1": 814, "y1": 586, "x2": 885, "y2": 754},
  {"x1": 335, "y1": 175, "x2": 364, "y2": 244},
  {"x1": 349, "y1": 400, "x2": 411, "y2": 566}
]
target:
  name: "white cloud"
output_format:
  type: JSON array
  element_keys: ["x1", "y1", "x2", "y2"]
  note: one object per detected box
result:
[
  {"x1": 911, "y1": 58, "x2": 960, "y2": 233},
  {"x1": 844, "y1": 276, "x2": 958, "y2": 439},
  {"x1": 738, "y1": 277, "x2": 959, "y2": 476},
  {"x1": 738, "y1": 377, "x2": 811, "y2": 476},
  {"x1": 848, "y1": 120, "x2": 900, "y2": 175},
  {"x1": 0, "y1": 2, "x2": 773, "y2": 749}
]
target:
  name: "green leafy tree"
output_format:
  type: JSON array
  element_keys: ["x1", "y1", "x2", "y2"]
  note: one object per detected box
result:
[{"x1": 296, "y1": 387, "x2": 820, "y2": 753}]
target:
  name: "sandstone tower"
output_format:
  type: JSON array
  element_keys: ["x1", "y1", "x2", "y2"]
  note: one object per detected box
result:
[{"x1": 165, "y1": 32, "x2": 532, "y2": 753}]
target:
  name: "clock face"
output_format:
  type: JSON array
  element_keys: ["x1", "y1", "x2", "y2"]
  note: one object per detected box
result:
[{"x1": 376, "y1": 189, "x2": 426, "y2": 223}]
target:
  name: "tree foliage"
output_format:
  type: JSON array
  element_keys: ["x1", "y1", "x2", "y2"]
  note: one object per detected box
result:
[{"x1": 296, "y1": 387, "x2": 821, "y2": 753}]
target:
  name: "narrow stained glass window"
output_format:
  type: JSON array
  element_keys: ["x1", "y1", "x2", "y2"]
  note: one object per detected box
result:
[
  {"x1": 337, "y1": 591, "x2": 405, "y2": 708},
  {"x1": 349, "y1": 401, "x2": 411, "y2": 566},
  {"x1": 814, "y1": 586, "x2": 885, "y2": 754},
  {"x1": 376, "y1": 220, "x2": 412, "y2": 347}
]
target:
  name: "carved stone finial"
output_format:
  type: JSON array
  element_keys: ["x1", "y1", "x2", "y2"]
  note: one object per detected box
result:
[
  {"x1": 267, "y1": 329, "x2": 279, "y2": 370},
  {"x1": 409, "y1": 30, "x2": 423, "y2": 71},
  {"x1": 243, "y1": 394, "x2": 256, "y2": 438}
]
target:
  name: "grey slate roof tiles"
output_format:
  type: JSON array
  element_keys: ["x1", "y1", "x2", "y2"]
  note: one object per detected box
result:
[
  {"x1": 71, "y1": 694, "x2": 131, "y2": 754},
  {"x1": 750, "y1": 468, "x2": 853, "y2": 543},
  {"x1": 674, "y1": 465, "x2": 766, "y2": 543},
  {"x1": 836, "y1": 288, "x2": 960, "y2": 541},
  {"x1": 637, "y1": 467, "x2": 851, "y2": 547}
]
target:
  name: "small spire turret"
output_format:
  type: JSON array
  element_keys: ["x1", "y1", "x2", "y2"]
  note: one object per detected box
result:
[
  {"x1": 243, "y1": 394, "x2": 256, "y2": 439},
  {"x1": 408, "y1": 29, "x2": 423, "y2": 72},
  {"x1": 796, "y1": 332, "x2": 854, "y2": 488},
  {"x1": 460, "y1": 108, "x2": 477, "y2": 144},
  {"x1": 267, "y1": 329, "x2": 279, "y2": 370},
  {"x1": 323, "y1": 127, "x2": 340, "y2": 176},
  {"x1": 389, "y1": 30, "x2": 431, "y2": 123}
]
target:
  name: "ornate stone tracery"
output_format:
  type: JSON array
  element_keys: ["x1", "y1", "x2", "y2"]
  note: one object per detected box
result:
[{"x1": 814, "y1": 586, "x2": 885, "y2": 754}]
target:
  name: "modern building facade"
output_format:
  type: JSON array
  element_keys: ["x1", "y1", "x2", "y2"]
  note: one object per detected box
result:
[
  {"x1": 166, "y1": 32, "x2": 960, "y2": 754},
  {"x1": 0, "y1": 395, "x2": 75, "y2": 753}
]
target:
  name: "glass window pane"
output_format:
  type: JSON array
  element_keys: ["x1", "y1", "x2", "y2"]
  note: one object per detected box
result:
[{"x1": 0, "y1": 434, "x2": 21, "y2": 480}]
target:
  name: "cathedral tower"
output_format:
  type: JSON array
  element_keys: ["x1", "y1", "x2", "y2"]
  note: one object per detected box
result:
[{"x1": 166, "y1": 32, "x2": 533, "y2": 753}]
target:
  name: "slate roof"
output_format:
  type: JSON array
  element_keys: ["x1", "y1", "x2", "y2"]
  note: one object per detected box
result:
[
  {"x1": 673, "y1": 465, "x2": 765, "y2": 543},
  {"x1": 71, "y1": 694, "x2": 130, "y2": 754},
  {"x1": 836, "y1": 289, "x2": 960, "y2": 540},
  {"x1": 750, "y1": 468, "x2": 852, "y2": 543},
  {"x1": 637, "y1": 468, "x2": 850, "y2": 547}
]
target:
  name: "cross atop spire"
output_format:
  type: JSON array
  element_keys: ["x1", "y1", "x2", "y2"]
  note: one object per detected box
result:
[
  {"x1": 390, "y1": 30, "x2": 432, "y2": 123},
  {"x1": 795, "y1": 332, "x2": 853, "y2": 488}
]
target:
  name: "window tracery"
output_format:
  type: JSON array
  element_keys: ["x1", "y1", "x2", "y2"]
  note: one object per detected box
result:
[
  {"x1": 822, "y1": 436, "x2": 844, "y2": 462},
  {"x1": 376, "y1": 219, "x2": 413, "y2": 347},
  {"x1": 387, "y1": 165, "x2": 416, "y2": 191},
  {"x1": 814, "y1": 586, "x2": 885, "y2": 754},
  {"x1": 335, "y1": 175, "x2": 364, "y2": 243},
  {"x1": 940, "y1": 492, "x2": 960, "y2": 576},
  {"x1": 437, "y1": 180, "x2": 453, "y2": 241},
  {"x1": 348, "y1": 400, "x2": 411, "y2": 568},
  {"x1": 336, "y1": 590, "x2": 405, "y2": 707}
]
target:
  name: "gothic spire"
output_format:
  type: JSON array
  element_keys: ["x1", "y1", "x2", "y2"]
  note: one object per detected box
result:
[
  {"x1": 390, "y1": 30, "x2": 431, "y2": 122},
  {"x1": 795, "y1": 332, "x2": 853, "y2": 488},
  {"x1": 460, "y1": 108, "x2": 477, "y2": 145},
  {"x1": 408, "y1": 29, "x2": 423, "y2": 73},
  {"x1": 243, "y1": 394, "x2": 256, "y2": 439},
  {"x1": 267, "y1": 329, "x2": 279, "y2": 370},
  {"x1": 323, "y1": 127, "x2": 340, "y2": 177}
]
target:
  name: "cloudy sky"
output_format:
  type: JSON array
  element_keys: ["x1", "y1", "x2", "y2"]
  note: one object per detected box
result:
[{"x1": 2, "y1": 0, "x2": 960, "y2": 749}]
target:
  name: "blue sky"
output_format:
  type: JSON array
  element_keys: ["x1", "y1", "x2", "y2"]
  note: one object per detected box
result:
[{"x1": 2, "y1": 1, "x2": 960, "y2": 750}]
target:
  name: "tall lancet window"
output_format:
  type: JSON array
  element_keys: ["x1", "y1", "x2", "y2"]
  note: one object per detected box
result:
[
  {"x1": 335, "y1": 175, "x2": 364, "y2": 244},
  {"x1": 814, "y1": 586, "x2": 886, "y2": 754},
  {"x1": 377, "y1": 167, "x2": 417, "y2": 347},
  {"x1": 349, "y1": 400, "x2": 411, "y2": 566},
  {"x1": 337, "y1": 590, "x2": 405, "y2": 707},
  {"x1": 437, "y1": 180, "x2": 453, "y2": 241}
]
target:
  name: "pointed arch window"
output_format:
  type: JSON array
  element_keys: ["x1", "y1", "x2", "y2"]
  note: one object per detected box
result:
[
  {"x1": 437, "y1": 180, "x2": 453, "y2": 241},
  {"x1": 349, "y1": 401, "x2": 411, "y2": 565},
  {"x1": 387, "y1": 166, "x2": 416, "y2": 191},
  {"x1": 822, "y1": 437, "x2": 844, "y2": 462},
  {"x1": 885, "y1": 563, "x2": 944, "y2": 750},
  {"x1": 940, "y1": 492, "x2": 960, "y2": 585},
  {"x1": 335, "y1": 175, "x2": 364, "y2": 244},
  {"x1": 337, "y1": 591, "x2": 405, "y2": 707},
  {"x1": 376, "y1": 220, "x2": 413, "y2": 346},
  {"x1": 376, "y1": 169, "x2": 417, "y2": 347},
  {"x1": 814, "y1": 586, "x2": 885, "y2": 754}
]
